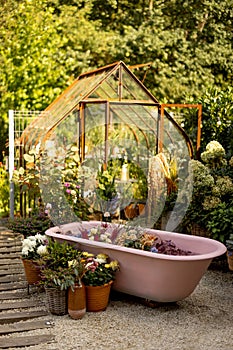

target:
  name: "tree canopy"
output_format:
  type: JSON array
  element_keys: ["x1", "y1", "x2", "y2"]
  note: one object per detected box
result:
[{"x1": 1, "y1": 0, "x2": 232, "y2": 160}]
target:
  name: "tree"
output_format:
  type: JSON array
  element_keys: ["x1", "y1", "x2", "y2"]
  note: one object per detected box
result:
[
  {"x1": 1, "y1": 0, "x2": 232, "y2": 161},
  {"x1": 182, "y1": 87, "x2": 233, "y2": 156},
  {"x1": 0, "y1": 0, "x2": 70, "y2": 161}
]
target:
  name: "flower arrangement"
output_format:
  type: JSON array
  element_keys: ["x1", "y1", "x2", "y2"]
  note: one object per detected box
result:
[
  {"x1": 81, "y1": 252, "x2": 120, "y2": 287},
  {"x1": 40, "y1": 266, "x2": 77, "y2": 290},
  {"x1": 66, "y1": 223, "x2": 193, "y2": 256},
  {"x1": 78, "y1": 222, "x2": 123, "y2": 244},
  {"x1": 21, "y1": 234, "x2": 48, "y2": 260},
  {"x1": 39, "y1": 239, "x2": 86, "y2": 291},
  {"x1": 114, "y1": 227, "x2": 193, "y2": 255}
]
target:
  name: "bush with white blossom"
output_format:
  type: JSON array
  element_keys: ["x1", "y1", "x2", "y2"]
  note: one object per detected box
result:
[{"x1": 201, "y1": 140, "x2": 227, "y2": 168}]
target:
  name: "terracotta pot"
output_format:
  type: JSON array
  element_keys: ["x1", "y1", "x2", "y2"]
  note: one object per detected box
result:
[
  {"x1": 124, "y1": 203, "x2": 138, "y2": 219},
  {"x1": 227, "y1": 251, "x2": 233, "y2": 271},
  {"x1": 68, "y1": 283, "x2": 86, "y2": 319},
  {"x1": 21, "y1": 259, "x2": 42, "y2": 285},
  {"x1": 45, "y1": 287, "x2": 67, "y2": 315},
  {"x1": 85, "y1": 281, "x2": 113, "y2": 312}
]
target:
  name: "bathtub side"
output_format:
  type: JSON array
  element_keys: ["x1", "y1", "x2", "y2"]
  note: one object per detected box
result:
[{"x1": 45, "y1": 226, "x2": 224, "y2": 302}]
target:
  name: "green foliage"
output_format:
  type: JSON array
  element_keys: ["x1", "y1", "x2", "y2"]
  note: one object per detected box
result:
[
  {"x1": 83, "y1": 266, "x2": 113, "y2": 287},
  {"x1": 40, "y1": 266, "x2": 76, "y2": 290},
  {"x1": 42, "y1": 238, "x2": 80, "y2": 269},
  {"x1": 226, "y1": 234, "x2": 233, "y2": 251},
  {"x1": 13, "y1": 148, "x2": 41, "y2": 202},
  {"x1": 0, "y1": 164, "x2": 9, "y2": 216},
  {"x1": 206, "y1": 202, "x2": 233, "y2": 243},
  {"x1": 8, "y1": 209, "x2": 53, "y2": 237},
  {"x1": 182, "y1": 87, "x2": 233, "y2": 156},
  {"x1": 128, "y1": 162, "x2": 148, "y2": 200},
  {"x1": 82, "y1": 253, "x2": 119, "y2": 286},
  {"x1": 61, "y1": 145, "x2": 92, "y2": 221},
  {"x1": 1, "y1": 0, "x2": 233, "y2": 162},
  {"x1": 182, "y1": 141, "x2": 233, "y2": 243},
  {"x1": 40, "y1": 239, "x2": 86, "y2": 290},
  {"x1": 96, "y1": 169, "x2": 117, "y2": 201}
]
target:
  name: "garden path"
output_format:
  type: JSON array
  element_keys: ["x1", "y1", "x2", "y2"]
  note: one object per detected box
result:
[{"x1": 0, "y1": 224, "x2": 55, "y2": 349}]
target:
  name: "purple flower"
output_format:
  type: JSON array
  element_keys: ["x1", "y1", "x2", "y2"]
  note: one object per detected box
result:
[
  {"x1": 66, "y1": 189, "x2": 71, "y2": 194},
  {"x1": 151, "y1": 247, "x2": 158, "y2": 253}
]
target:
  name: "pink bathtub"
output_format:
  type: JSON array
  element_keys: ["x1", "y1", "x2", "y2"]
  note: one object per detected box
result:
[{"x1": 45, "y1": 221, "x2": 226, "y2": 302}]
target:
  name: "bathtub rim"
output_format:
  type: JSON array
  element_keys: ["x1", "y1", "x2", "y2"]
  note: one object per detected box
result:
[{"x1": 45, "y1": 222, "x2": 226, "y2": 262}]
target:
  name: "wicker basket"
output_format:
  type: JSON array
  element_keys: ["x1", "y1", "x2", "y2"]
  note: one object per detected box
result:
[
  {"x1": 85, "y1": 281, "x2": 113, "y2": 312},
  {"x1": 21, "y1": 259, "x2": 42, "y2": 285},
  {"x1": 45, "y1": 287, "x2": 67, "y2": 315},
  {"x1": 191, "y1": 223, "x2": 211, "y2": 238}
]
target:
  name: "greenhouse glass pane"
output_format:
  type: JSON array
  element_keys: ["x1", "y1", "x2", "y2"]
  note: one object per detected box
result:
[
  {"x1": 110, "y1": 104, "x2": 158, "y2": 133},
  {"x1": 122, "y1": 70, "x2": 155, "y2": 102}
]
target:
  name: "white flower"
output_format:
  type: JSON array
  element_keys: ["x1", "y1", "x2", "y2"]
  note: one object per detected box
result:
[
  {"x1": 21, "y1": 234, "x2": 47, "y2": 259},
  {"x1": 37, "y1": 245, "x2": 48, "y2": 256},
  {"x1": 28, "y1": 236, "x2": 36, "y2": 241},
  {"x1": 90, "y1": 228, "x2": 98, "y2": 235},
  {"x1": 95, "y1": 257, "x2": 107, "y2": 264},
  {"x1": 100, "y1": 234, "x2": 107, "y2": 240},
  {"x1": 85, "y1": 262, "x2": 94, "y2": 269},
  {"x1": 22, "y1": 238, "x2": 36, "y2": 250},
  {"x1": 35, "y1": 234, "x2": 46, "y2": 244},
  {"x1": 22, "y1": 246, "x2": 29, "y2": 256},
  {"x1": 100, "y1": 234, "x2": 112, "y2": 243}
]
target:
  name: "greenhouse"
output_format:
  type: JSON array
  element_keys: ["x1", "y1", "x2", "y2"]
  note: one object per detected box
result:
[{"x1": 18, "y1": 61, "x2": 196, "y2": 228}]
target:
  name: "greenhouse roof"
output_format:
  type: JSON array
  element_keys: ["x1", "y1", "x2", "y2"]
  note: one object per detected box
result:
[{"x1": 21, "y1": 61, "x2": 161, "y2": 147}]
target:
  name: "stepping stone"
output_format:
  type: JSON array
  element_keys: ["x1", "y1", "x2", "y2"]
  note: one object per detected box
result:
[
  {"x1": 0, "y1": 319, "x2": 54, "y2": 335},
  {"x1": 0, "y1": 310, "x2": 49, "y2": 324},
  {"x1": 0, "y1": 334, "x2": 55, "y2": 348},
  {"x1": 0, "y1": 300, "x2": 45, "y2": 311}
]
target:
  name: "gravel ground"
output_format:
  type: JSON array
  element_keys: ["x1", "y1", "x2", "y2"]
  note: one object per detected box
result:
[{"x1": 3, "y1": 268, "x2": 233, "y2": 350}]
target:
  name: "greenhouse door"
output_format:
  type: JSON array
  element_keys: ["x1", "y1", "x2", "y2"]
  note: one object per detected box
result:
[{"x1": 79, "y1": 101, "x2": 109, "y2": 167}]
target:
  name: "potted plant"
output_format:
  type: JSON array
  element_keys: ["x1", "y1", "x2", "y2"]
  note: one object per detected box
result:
[
  {"x1": 21, "y1": 233, "x2": 48, "y2": 286},
  {"x1": 39, "y1": 239, "x2": 84, "y2": 316},
  {"x1": 8, "y1": 208, "x2": 53, "y2": 237},
  {"x1": 81, "y1": 252, "x2": 120, "y2": 312},
  {"x1": 66, "y1": 258, "x2": 88, "y2": 320}
]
